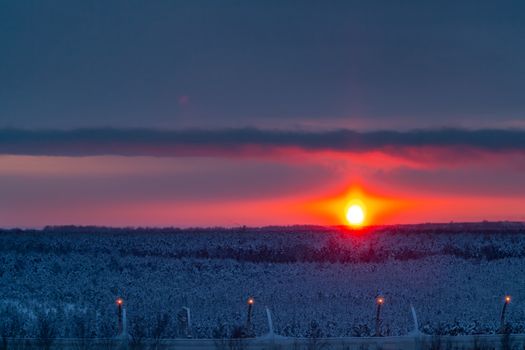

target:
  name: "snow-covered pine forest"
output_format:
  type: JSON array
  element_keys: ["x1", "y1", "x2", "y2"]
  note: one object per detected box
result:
[{"x1": 1, "y1": 222, "x2": 525, "y2": 340}]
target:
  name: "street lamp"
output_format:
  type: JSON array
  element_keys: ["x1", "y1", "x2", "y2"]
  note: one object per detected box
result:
[
  {"x1": 500, "y1": 295, "x2": 511, "y2": 331},
  {"x1": 375, "y1": 295, "x2": 384, "y2": 336},
  {"x1": 246, "y1": 297, "x2": 255, "y2": 329},
  {"x1": 116, "y1": 297, "x2": 124, "y2": 335}
]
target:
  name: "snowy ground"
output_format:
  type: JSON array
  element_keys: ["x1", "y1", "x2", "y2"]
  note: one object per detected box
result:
[{"x1": 1, "y1": 223, "x2": 525, "y2": 338}]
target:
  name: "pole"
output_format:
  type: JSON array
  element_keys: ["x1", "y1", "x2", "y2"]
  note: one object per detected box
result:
[
  {"x1": 500, "y1": 295, "x2": 511, "y2": 331},
  {"x1": 116, "y1": 298, "x2": 123, "y2": 336},
  {"x1": 410, "y1": 304, "x2": 420, "y2": 335},
  {"x1": 375, "y1": 296, "x2": 384, "y2": 337},
  {"x1": 246, "y1": 297, "x2": 254, "y2": 329},
  {"x1": 122, "y1": 307, "x2": 128, "y2": 336},
  {"x1": 183, "y1": 307, "x2": 191, "y2": 337},
  {"x1": 265, "y1": 307, "x2": 274, "y2": 336}
]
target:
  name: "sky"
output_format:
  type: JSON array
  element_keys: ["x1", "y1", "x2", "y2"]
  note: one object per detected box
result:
[{"x1": 1, "y1": 0, "x2": 525, "y2": 227}]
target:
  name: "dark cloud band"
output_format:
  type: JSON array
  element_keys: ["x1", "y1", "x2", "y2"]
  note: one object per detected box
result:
[{"x1": 1, "y1": 128, "x2": 524, "y2": 156}]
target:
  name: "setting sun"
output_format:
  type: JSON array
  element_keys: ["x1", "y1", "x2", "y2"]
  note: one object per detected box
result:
[{"x1": 346, "y1": 204, "x2": 365, "y2": 227}]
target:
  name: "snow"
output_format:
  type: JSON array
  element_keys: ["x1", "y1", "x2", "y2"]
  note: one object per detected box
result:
[{"x1": 1, "y1": 223, "x2": 525, "y2": 339}]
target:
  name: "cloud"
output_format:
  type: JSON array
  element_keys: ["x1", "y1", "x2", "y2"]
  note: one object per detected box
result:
[{"x1": 1, "y1": 128, "x2": 525, "y2": 157}]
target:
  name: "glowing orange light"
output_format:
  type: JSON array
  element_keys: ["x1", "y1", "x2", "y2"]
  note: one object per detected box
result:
[
  {"x1": 346, "y1": 204, "x2": 365, "y2": 227},
  {"x1": 116, "y1": 298, "x2": 123, "y2": 305},
  {"x1": 376, "y1": 297, "x2": 384, "y2": 305},
  {"x1": 505, "y1": 295, "x2": 511, "y2": 303},
  {"x1": 247, "y1": 297, "x2": 254, "y2": 305},
  {"x1": 305, "y1": 184, "x2": 411, "y2": 227}
]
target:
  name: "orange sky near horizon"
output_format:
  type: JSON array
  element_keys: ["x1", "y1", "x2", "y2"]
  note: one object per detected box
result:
[{"x1": 1, "y1": 148, "x2": 524, "y2": 228}]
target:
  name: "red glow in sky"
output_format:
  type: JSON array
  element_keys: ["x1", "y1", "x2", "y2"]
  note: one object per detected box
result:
[{"x1": 1, "y1": 146, "x2": 523, "y2": 227}]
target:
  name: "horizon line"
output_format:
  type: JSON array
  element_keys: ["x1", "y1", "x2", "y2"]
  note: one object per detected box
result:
[{"x1": 1, "y1": 220, "x2": 524, "y2": 231}]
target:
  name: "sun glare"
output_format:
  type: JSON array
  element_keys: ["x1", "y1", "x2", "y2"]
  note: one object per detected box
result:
[
  {"x1": 346, "y1": 204, "x2": 365, "y2": 227},
  {"x1": 306, "y1": 186, "x2": 407, "y2": 227}
]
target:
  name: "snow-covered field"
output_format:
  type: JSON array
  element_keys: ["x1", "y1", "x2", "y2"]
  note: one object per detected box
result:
[{"x1": 1, "y1": 223, "x2": 525, "y2": 339}]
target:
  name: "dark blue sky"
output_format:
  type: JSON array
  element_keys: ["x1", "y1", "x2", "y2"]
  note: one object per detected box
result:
[{"x1": 2, "y1": 0, "x2": 524, "y2": 130}]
